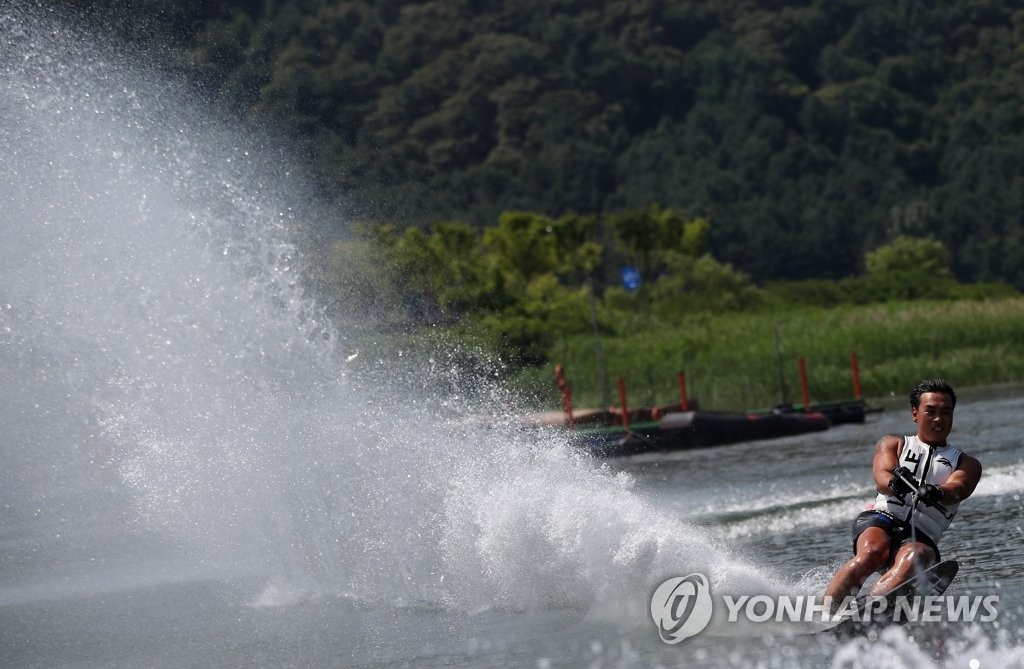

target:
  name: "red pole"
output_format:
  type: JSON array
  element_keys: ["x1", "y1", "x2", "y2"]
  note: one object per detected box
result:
[
  {"x1": 798, "y1": 357, "x2": 811, "y2": 410},
  {"x1": 554, "y1": 364, "x2": 575, "y2": 430},
  {"x1": 850, "y1": 351, "x2": 862, "y2": 400},
  {"x1": 677, "y1": 371, "x2": 689, "y2": 411},
  {"x1": 617, "y1": 376, "x2": 630, "y2": 432}
]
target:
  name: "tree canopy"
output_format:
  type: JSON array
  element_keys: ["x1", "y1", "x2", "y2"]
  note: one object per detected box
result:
[{"x1": 54, "y1": 0, "x2": 1024, "y2": 289}]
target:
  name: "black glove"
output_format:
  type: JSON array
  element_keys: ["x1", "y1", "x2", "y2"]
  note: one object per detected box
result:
[
  {"x1": 917, "y1": 484, "x2": 945, "y2": 507},
  {"x1": 888, "y1": 466, "x2": 918, "y2": 499}
]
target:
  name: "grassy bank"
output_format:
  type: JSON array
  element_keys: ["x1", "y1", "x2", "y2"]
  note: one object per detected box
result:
[{"x1": 510, "y1": 297, "x2": 1024, "y2": 412}]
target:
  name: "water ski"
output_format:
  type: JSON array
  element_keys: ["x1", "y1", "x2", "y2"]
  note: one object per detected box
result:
[{"x1": 825, "y1": 559, "x2": 959, "y2": 637}]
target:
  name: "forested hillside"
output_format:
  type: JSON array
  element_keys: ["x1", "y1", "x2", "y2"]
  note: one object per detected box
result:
[{"x1": 54, "y1": 0, "x2": 1024, "y2": 288}]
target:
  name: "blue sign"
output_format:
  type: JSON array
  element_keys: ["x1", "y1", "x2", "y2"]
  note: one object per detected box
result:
[{"x1": 621, "y1": 266, "x2": 641, "y2": 291}]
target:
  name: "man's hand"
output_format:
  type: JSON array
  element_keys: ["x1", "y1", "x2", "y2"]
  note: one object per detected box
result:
[
  {"x1": 917, "y1": 483, "x2": 945, "y2": 507},
  {"x1": 888, "y1": 466, "x2": 918, "y2": 498}
]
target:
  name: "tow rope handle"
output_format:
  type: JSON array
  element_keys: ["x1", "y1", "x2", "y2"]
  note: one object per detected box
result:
[{"x1": 893, "y1": 467, "x2": 948, "y2": 514}]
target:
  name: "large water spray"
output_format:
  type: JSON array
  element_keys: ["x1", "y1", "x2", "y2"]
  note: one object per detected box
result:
[{"x1": 0, "y1": 4, "x2": 778, "y2": 625}]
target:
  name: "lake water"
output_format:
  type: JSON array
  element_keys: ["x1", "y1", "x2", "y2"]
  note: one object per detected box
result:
[
  {"x1": 3, "y1": 4, "x2": 1024, "y2": 667},
  {"x1": 3, "y1": 388, "x2": 1024, "y2": 669}
]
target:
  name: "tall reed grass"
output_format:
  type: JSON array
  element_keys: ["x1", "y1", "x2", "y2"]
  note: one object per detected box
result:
[{"x1": 521, "y1": 297, "x2": 1024, "y2": 411}]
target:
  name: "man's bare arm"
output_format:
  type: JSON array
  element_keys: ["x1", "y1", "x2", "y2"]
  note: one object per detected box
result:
[
  {"x1": 871, "y1": 435, "x2": 904, "y2": 494},
  {"x1": 940, "y1": 455, "x2": 982, "y2": 503}
]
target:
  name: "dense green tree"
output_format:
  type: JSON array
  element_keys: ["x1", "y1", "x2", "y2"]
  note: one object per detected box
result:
[
  {"x1": 40, "y1": 0, "x2": 1024, "y2": 290},
  {"x1": 865, "y1": 236, "x2": 952, "y2": 277},
  {"x1": 607, "y1": 206, "x2": 709, "y2": 283}
]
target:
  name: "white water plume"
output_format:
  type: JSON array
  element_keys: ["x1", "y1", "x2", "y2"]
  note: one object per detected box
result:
[{"x1": 0, "y1": 2, "x2": 794, "y2": 627}]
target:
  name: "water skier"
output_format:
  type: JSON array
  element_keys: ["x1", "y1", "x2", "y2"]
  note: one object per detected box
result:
[{"x1": 823, "y1": 379, "x2": 982, "y2": 610}]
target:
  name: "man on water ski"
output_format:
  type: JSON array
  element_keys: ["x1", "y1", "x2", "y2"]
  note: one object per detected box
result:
[{"x1": 824, "y1": 378, "x2": 982, "y2": 609}]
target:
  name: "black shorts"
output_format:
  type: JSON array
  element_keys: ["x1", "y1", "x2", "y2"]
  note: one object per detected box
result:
[{"x1": 851, "y1": 510, "x2": 941, "y2": 565}]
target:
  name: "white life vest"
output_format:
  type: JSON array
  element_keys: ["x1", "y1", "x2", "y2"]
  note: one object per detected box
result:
[{"x1": 873, "y1": 435, "x2": 962, "y2": 543}]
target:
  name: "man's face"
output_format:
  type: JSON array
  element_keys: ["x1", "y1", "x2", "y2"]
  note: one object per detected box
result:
[{"x1": 912, "y1": 391, "x2": 955, "y2": 444}]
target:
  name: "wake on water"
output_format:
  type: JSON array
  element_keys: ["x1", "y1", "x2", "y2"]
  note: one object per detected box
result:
[{"x1": 2, "y1": 4, "x2": 1023, "y2": 666}]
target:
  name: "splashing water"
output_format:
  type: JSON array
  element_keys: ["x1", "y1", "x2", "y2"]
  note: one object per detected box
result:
[{"x1": 0, "y1": 2, "x2": 777, "y2": 619}]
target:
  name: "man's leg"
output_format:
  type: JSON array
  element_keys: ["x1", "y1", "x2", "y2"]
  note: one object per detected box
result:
[
  {"x1": 824, "y1": 526, "x2": 891, "y2": 611},
  {"x1": 868, "y1": 541, "x2": 936, "y2": 595}
]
